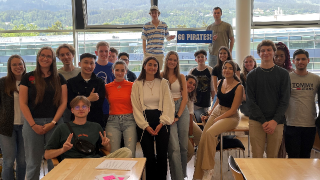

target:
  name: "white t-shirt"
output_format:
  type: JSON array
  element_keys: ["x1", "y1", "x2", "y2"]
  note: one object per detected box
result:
[
  {"x1": 14, "y1": 81, "x2": 23, "y2": 125},
  {"x1": 143, "y1": 78, "x2": 161, "y2": 109}
]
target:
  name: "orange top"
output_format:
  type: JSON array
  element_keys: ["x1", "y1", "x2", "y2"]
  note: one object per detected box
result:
[{"x1": 105, "y1": 80, "x2": 133, "y2": 115}]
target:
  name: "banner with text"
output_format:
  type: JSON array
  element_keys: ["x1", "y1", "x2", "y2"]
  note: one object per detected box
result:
[{"x1": 177, "y1": 31, "x2": 212, "y2": 43}]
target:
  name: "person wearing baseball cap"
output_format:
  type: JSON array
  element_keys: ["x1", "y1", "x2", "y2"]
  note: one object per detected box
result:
[{"x1": 141, "y1": 5, "x2": 175, "y2": 71}]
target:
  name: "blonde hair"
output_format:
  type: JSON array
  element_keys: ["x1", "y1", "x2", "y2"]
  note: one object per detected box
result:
[
  {"x1": 96, "y1": 41, "x2": 110, "y2": 51},
  {"x1": 162, "y1": 51, "x2": 183, "y2": 91},
  {"x1": 70, "y1": 96, "x2": 91, "y2": 108},
  {"x1": 56, "y1": 44, "x2": 75, "y2": 57}
]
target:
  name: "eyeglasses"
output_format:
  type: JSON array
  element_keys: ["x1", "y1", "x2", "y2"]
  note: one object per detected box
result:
[
  {"x1": 74, "y1": 105, "x2": 88, "y2": 110},
  {"x1": 40, "y1": 54, "x2": 53, "y2": 59},
  {"x1": 120, "y1": 58, "x2": 129, "y2": 62}
]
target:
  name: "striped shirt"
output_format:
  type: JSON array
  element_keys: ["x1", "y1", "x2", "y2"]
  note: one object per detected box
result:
[{"x1": 141, "y1": 21, "x2": 169, "y2": 55}]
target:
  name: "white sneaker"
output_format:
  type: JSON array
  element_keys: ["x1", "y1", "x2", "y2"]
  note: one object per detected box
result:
[{"x1": 202, "y1": 169, "x2": 214, "y2": 180}]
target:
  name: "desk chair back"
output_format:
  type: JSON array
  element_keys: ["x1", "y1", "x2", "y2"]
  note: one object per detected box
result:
[
  {"x1": 228, "y1": 156, "x2": 245, "y2": 180},
  {"x1": 313, "y1": 131, "x2": 320, "y2": 153}
]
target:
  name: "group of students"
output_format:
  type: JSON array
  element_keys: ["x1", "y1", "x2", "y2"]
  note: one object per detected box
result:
[{"x1": 0, "y1": 5, "x2": 319, "y2": 180}]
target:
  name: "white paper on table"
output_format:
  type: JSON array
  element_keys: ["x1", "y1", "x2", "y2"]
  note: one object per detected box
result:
[{"x1": 95, "y1": 160, "x2": 138, "y2": 171}]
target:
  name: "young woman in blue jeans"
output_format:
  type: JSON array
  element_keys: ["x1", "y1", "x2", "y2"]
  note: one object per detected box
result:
[
  {"x1": 105, "y1": 60, "x2": 137, "y2": 157},
  {"x1": 0, "y1": 55, "x2": 26, "y2": 180},
  {"x1": 161, "y1": 51, "x2": 189, "y2": 180},
  {"x1": 20, "y1": 47, "x2": 67, "y2": 180}
]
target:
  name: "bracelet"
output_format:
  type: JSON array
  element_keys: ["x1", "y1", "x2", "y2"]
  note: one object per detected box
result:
[
  {"x1": 189, "y1": 135, "x2": 194, "y2": 138},
  {"x1": 31, "y1": 123, "x2": 36, "y2": 127}
]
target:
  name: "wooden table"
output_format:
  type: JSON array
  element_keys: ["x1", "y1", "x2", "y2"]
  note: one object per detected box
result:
[
  {"x1": 234, "y1": 158, "x2": 320, "y2": 180},
  {"x1": 41, "y1": 158, "x2": 146, "y2": 180}
]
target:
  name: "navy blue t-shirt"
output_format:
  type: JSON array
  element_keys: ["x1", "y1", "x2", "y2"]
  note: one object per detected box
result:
[{"x1": 93, "y1": 62, "x2": 115, "y2": 115}]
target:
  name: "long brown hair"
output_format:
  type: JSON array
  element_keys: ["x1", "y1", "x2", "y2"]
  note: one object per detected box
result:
[
  {"x1": 35, "y1": 46, "x2": 62, "y2": 106},
  {"x1": 5, "y1": 55, "x2": 26, "y2": 97},
  {"x1": 162, "y1": 51, "x2": 183, "y2": 91},
  {"x1": 241, "y1": 55, "x2": 257, "y2": 82},
  {"x1": 137, "y1": 56, "x2": 162, "y2": 82},
  {"x1": 186, "y1": 75, "x2": 198, "y2": 102},
  {"x1": 222, "y1": 60, "x2": 241, "y2": 82},
  {"x1": 215, "y1": 46, "x2": 233, "y2": 69}
]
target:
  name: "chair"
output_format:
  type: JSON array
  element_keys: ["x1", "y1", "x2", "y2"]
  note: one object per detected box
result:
[
  {"x1": 312, "y1": 131, "x2": 320, "y2": 155},
  {"x1": 216, "y1": 136, "x2": 245, "y2": 162},
  {"x1": 51, "y1": 148, "x2": 110, "y2": 166},
  {"x1": 217, "y1": 135, "x2": 245, "y2": 178},
  {"x1": 228, "y1": 155, "x2": 245, "y2": 180}
]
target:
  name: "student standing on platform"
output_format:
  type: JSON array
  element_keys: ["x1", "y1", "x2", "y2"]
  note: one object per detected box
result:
[
  {"x1": 67, "y1": 53, "x2": 105, "y2": 128},
  {"x1": 206, "y1": 7, "x2": 234, "y2": 68},
  {"x1": 193, "y1": 60, "x2": 243, "y2": 180},
  {"x1": 161, "y1": 51, "x2": 189, "y2": 180},
  {"x1": 20, "y1": 47, "x2": 67, "y2": 180},
  {"x1": 141, "y1": 5, "x2": 175, "y2": 70},
  {"x1": 185, "y1": 75, "x2": 203, "y2": 163},
  {"x1": 105, "y1": 60, "x2": 137, "y2": 157},
  {"x1": 285, "y1": 49, "x2": 320, "y2": 158},
  {"x1": 212, "y1": 46, "x2": 240, "y2": 100},
  {"x1": 189, "y1": 50, "x2": 214, "y2": 111},
  {"x1": 118, "y1": 52, "x2": 137, "y2": 82},
  {"x1": 239, "y1": 55, "x2": 256, "y2": 117},
  {"x1": 94, "y1": 41, "x2": 115, "y2": 124},
  {"x1": 44, "y1": 96, "x2": 132, "y2": 161},
  {"x1": 131, "y1": 57, "x2": 174, "y2": 180},
  {"x1": 246, "y1": 40, "x2": 290, "y2": 158},
  {"x1": 0, "y1": 55, "x2": 26, "y2": 180},
  {"x1": 56, "y1": 44, "x2": 81, "y2": 123},
  {"x1": 108, "y1": 47, "x2": 118, "y2": 64}
]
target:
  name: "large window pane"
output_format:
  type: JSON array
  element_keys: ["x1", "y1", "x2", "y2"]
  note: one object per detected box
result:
[
  {"x1": 86, "y1": 0, "x2": 150, "y2": 26},
  {"x1": 253, "y1": 0, "x2": 320, "y2": 22},
  {"x1": 0, "y1": 33, "x2": 73, "y2": 77},
  {"x1": 0, "y1": 1, "x2": 72, "y2": 30}
]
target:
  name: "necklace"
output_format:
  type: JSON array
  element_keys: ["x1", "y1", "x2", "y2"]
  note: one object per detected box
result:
[
  {"x1": 145, "y1": 80, "x2": 155, "y2": 95},
  {"x1": 260, "y1": 66, "x2": 275, "y2": 72},
  {"x1": 224, "y1": 79, "x2": 234, "y2": 92}
]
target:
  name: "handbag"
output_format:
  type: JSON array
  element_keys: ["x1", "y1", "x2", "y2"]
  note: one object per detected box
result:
[{"x1": 66, "y1": 122, "x2": 96, "y2": 155}]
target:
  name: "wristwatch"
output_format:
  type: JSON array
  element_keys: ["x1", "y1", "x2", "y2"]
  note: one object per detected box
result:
[
  {"x1": 51, "y1": 121, "x2": 57, "y2": 125},
  {"x1": 175, "y1": 114, "x2": 180, "y2": 119}
]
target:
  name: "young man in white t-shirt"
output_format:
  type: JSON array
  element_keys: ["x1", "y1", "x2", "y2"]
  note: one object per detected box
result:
[{"x1": 285, "y1": 49, "x2": 320, "y2": 158}]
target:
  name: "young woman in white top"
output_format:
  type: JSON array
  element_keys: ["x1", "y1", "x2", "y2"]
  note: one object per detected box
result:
[
  {"x1": 131, "y1": 56, "x2": 174, "y2": 180},
  {"x1": 161, "y1": 51, "x2": 189, "y2": 179}
]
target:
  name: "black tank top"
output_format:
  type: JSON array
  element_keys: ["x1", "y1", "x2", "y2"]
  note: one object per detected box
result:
[{"x1": 217, "y1": 79, "x2": 240, "y2": 108}]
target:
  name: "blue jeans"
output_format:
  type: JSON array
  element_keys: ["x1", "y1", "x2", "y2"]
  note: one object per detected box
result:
[
  {"x1": 168, "y1": 98, "x2": 189, "y2": 179},
  {"x1": 0, "y1": 125, "x2": 26, "y2": 180},
  {"x1": 105, "y1": 114, "x2": 137, "y2": 157},
  {"x1": 22, "y1": 118, "x2": 62, "y2": 180},
  {"x1": 208, "y1": 54, "x2": 218, "y2": 68}
]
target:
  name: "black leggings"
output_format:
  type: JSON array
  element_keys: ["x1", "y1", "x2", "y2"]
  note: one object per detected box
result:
[{"x1": 137, "y1": 110, "x2": 170, "y2": 180}]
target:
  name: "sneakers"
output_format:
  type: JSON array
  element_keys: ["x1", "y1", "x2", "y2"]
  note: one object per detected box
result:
[{"x1": 202, "y1": 169, "x2": 214, "y2": 180}]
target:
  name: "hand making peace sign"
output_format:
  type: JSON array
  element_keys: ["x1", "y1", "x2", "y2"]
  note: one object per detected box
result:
[
  {"x1": 62, "y1": 133, "x2": 74, "y2": 152},
  {"x1": 99, "y1": 131, "x2": 110, "y2": 147}
]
